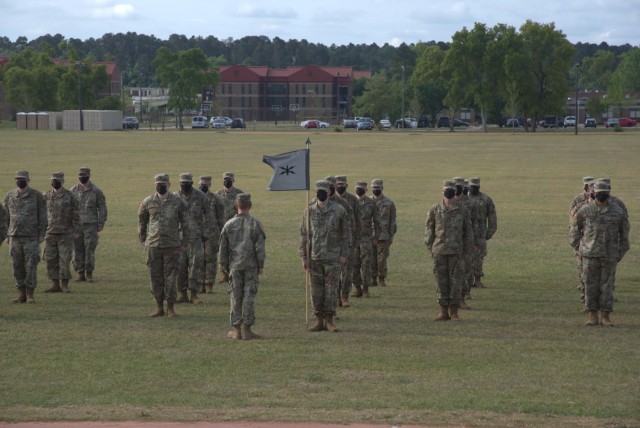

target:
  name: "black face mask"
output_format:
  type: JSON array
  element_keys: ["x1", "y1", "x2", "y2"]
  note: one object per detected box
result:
[
  {"x1": 156, "y1": 184, "x2": 168, "y2": 195},
  {"x1": 336, "y1": 186, "x2": 347, "y2": 195},
  {"x1": 455, "y1": 186, "x2": 463, "y2": 196},
  {"x1": 463, "y1": 188, "x2": 469, "y2": 196},
  {"x1": 316, "y1": 190, "x2": 328, "y2": 202},
  {"x1": 223, "y1": 180, "x2": 233, "y2": 189},
  {"x1": 181, "y1": 183, "x2": 192, "y2": 193},
  {"x1": 372, "y1": 189, "x2": 382, "y2": 197},
  {"x1": 51, "y1": 180, "x2": 62, "y2": 190},
  {"x1": 469, "y1": 186, "x2": 480, "y2": 196},
  {"x1": 356, "y1": 188, "x2": 366, "y2": 196},
  {"x1": 595, "y1": 193, "x2": 609, "y2": 203},
  {"x1": 16, "y1": 180, "x2": 28, "y2": 189},
  {"x1": 79, "y1": 176, "x2": 89, "y2": 184},
  {"x1": 444, "y1": 189, "x2": 456, "y2": 199},
  {"x1": 199, "y1": 185, "x2": 209, "y2": 193}
]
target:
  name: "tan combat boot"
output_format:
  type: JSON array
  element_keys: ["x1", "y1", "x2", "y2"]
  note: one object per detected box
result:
[
  {"x1": 166, "y1": 302, "x2": 176, "y2": 318},
  {"x1": 585, "y1": 309, "x2": 599, "y2": 326},
  {"x1": 190, "y1": 291, "x2": 202, "y2": 304},
  {"x1": 26, "y1": 287, "x2": 35, "y2": 304},
  {"x1": 219, "y1": 272, "x2": 229, "y2": 283},
  {"x1": 242, "y1": 324, "x2": 261, "y2": 340},
  {"x1": 449, "y1": 305, "x2": 460, "y2": 321},
  {"x1": 227, "y1": 324, "x2": 242, "y2": 339},
  {"x1": 434, "y1": 305, "x2": 450, "y2": 321},
  {"x1": 459, "y1": 300, "x2": 471, "y2": 310},
  {"x1": 176, "y1": 289, "x2": 189, "y2": 303},
  {"x1": 351, "y1": 286, "x2": 363, "y2": 298},
  {"x1": 76, "y1": 271, "x2": 86, "y2": 282},
  {"x1": 205, "y1": 284, "x2": 213, "y2": 294},
  {"x1": 60, "y1": 279, "x2": 71, "y2": 293},
  {"x1": 378, "y1": 276, "x2": 387, "y2": 287},
  {"x1": 341, "y1": 293, "x2": 351, "y2": 308},
  {"x1": 474, "y1": 276, "x2": 486, "y2": 288},
  {"x1": 85, "y1": 271, "x2": 93, "y2": 282},
  {"x1": 308, "y1": 313, "x2": 325, "y2": 332},
  {"x1": 600, "y1": 311, "x2": 614, "y2": 327},
  {"x1": 324, "y1": 313, "x2": 339, "y2": 332},
  {"x1": 149, "y1": 300, "x2": 165, "y2": 317},
  {"x1": 44, "y1": 279, "x2": 62, "y2": 293},
  {"x1": 13, "y1": 286, "x2": 27, "y2": 304}
]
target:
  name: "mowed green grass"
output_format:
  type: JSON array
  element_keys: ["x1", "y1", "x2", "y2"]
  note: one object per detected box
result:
[{"x1": 1, "y1": 127, "x2": 639, "y2": 427}]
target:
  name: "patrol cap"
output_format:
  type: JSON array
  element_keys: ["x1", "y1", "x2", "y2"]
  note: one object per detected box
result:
[
  {"x1": 315, "y1": 180, "x2": 330, "y2": 192},
  {"x1": 582, "y1": 176, "x2": 595, "y2": 183},
  {"x1": 452, "y1": 176, "x2": 466, "y2": 186},
  {"x1": 597, "y1": 177, "x2": 611, "y2": 184},
  {"x1": 464, "y1": 178, "x2": 470, "y2": 188},
  {"x1": 51, "y1": 172, "x2": 64, "y2": 181},
  {"x1": 594, "y1": 181, "x2": 610, "y2": 193},
  {"x1": 179, "y1": 172, "x2": 193, "y2": 183},
  {"x1": 223, "y1": 172, "x2": 235, "y2": 180},
  {"x1": 443, "y1": 180, "x2": 456, "y2": 190},
  {"x1": 14, "y1": 170, "x2": 29, "y2": 180},
  {"x1": 469, "y1": 177, "x2": 481, "y2": 186},
  {"x1": 199, "y1": 175, "x2": 212, "y2": 185},
  {"x1": 78, "y1": 167, "x2": 91, "y2": 176},
  {"x1": 371, "y1": 178, "x2": 383, "y2": 188},
  {"x1": 324, "y1": 176, "x2": 337, "y2": 186},
  {"x1": 235, "y1": 193, "x2": 251, "y2": 204},
  {"x1": 355, "y1": 181, "x2": 368, "y2": 189},
  {"x1": 335, "y1": 175, "x2": 348, "y2": 185},
  {"x1": 154, "y1": 173, "x2": 170, "y2": 184}
]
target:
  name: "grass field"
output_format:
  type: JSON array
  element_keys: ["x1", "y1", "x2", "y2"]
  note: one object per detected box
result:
[{"x1": 1, "y1": 126, "x2": 639, "y2": 427}]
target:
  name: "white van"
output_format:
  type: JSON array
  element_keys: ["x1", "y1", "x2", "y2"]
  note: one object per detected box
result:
[{"x1": 191, "y1": 116, "x2": 209, "y2": 128}]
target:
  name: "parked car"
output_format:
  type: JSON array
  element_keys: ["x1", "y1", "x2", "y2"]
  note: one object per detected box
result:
[
  {"x1": 379, "y1": 119, "x2": 391, "y2": 129},
  {"x1": 557, "y1": 116, "x2": 565, "y2": 128},
  {"x1": 122, "y1": 117, "x2": 139, "y2": 129},
  {"x1": 605, "y1": 118, "x2": 619, "y2": 128},
  {"x1": 210, "y1": 116, "x2": 232, "y2": 127},
  {"x1": 453, "y1": 119, "x2": 470, "y2": 127},
  {"x1": 318, "y1": 120, "x2": 330, "y2": 128},
  {"x1": 619, "y1": 117, "x2": 637, "y2": 127},
  {"x1": 230, "y1": 118, "x2": 246, "y2": 129},
  {"x1": 343, "y1": 118, "x2": 356, "y2": 128},
  {"x1": 437, "y1": 116, "x2": 450, "y2": 128},
  {"x1": 191, "y1": 116, "x2": 209, "y2": 128},
  {"x1": 210, "y1": 118, "x2": 226, "y2": 129},
  {"x1": 564, "y1": 116, "x2": 577, "y2": 127},
  {"x1": 584, "y1": 118, "x2": 597, "y2": 128},
  {"x1": 417, "y1": 116, "x2": 430, "y2": 128},
  {"x1": 505, "y1": 118, "x2": 520, "y2": 127},
  {"x1": 304, "y1": 120, "x2": 319, "y2": 128},
  {"x1": 356, "y1": 117, "x2": 374, "y2": 131},
  {"x1": 395, "y1": 118, "x2": 417, "y2": 128},
  {"x1": 541, "y1": 115, "x2": 557, "y2": 128}
]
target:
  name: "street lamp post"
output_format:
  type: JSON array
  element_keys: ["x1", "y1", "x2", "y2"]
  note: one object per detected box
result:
[
  {"x1": 75, "y1": 61, "x2": 85, "y2": 131},
  {"x1": 574, "y1": 62, "x2": 580, "y2": 136},
  {"x1": 401, "y1": 65, "x2": 405, "y2": 128}
]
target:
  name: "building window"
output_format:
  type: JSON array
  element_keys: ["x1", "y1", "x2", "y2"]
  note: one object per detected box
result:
[
  {"x1": 249, "y1": 98, "x2": 252, "y2": 107},
  {"x1": 322, "y1": 84, "x2": 326, "y2": 94},
  {"x1": 241, "y1": 97, "x2": 245, "y2": 107},
  {"x1": 295, "y1": 84, "x2": 299, "y2": 95},
  {"x1": 630, "y1": 109, "x2": 639, "y2": 119},
  {"x1": 228, "y1": 98, "x2": 232, "y2": 107},
  {"x1": 249, "y1": 85, "x2": 252, "y2": 94},
  {"x1": 228, "y1": 84, "x2": 232, "y2": 94},
  {"x1": 302, "y1": 84, "x2": 306, "y2": 94},
  {"x1": 460, "y1": 110, "x2": 471, "y2": 120},
  {"x1": 221, "y1": 85, "x2": 225, "y2": 94},
  {"x1": 241, "y1": 84, "x2": 245, "y2": 94}
]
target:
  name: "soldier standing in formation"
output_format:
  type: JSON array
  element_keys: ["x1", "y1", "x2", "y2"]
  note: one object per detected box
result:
[
  {"x1": 569, "y1": 176, "x2": 595, "y2": 305},
  {"x1": 370, "y1": 179, "x2": 397, "y2": 287},
  {"x1": 0, "y1": 199, "x2": 7, "y2": 249},
  {"x1": 138, "y1": 174, "x2": 189, "y2": 318},
  {"x1": 452, "y1": 177, "x2": 479, "y2": 309},
  {"x1": 198, "y1": 175, "x2": 225, "y2": 294},
  {"x1": 43, "y1": 172, "x2": 81, "y2": 294},
  {"x1": 467, "y1": 177, "x2": 497, "y2": 288},
  {"x1": 300, "y1": 180, "x2": 351, "y2": 332},
  {"x1": 335, "y1": 175, "x2": 361, "y2": 307},
  {"x1": 71, "y1": 167, "x2": 107, "y2": 283},
  {"x1": 570, "y1": 180, "x2": 629, "y2": 326},
  {"x1": 175, "y1": 172, "x2": 212, "y2": 305},
  {"x1": 4, "y1": 170, "x2": 47, "y2": 304},
  {"x1": 351, "y1": 181, "x2": 381, "y2": 298},
  {"x1": 219, "y1": 193, "x2": 266, "y2": 340},
  {"x1": 425, "y1": 180, "x2": 473, "y2": 321},
  {"x1": 216, "y1": 172, "x2": 244, "y2": 283}
]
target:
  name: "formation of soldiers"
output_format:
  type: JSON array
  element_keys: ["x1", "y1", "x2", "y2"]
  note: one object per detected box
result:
[
  {"x1": 569, "y1": 177, "x2": 630, "y2": 326},
  {"x1": 2, "y1": 168, "x2": 107, "y2": 303}
]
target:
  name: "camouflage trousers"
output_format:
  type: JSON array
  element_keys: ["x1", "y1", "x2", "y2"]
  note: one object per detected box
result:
[
  {"x1": 432, "y1": 253, "x2": 464, "y2": 307},
  {"x1": 229, "y1": 268, "x2": 259, "y2": 326},
  {"x1": 309, "y1": 260, "x2": 340, "y2": 315},
  {"x1": 353, "y1": 240, "x2": 374, "y2": 288},
  {"x1": 10, "y1": 237, "x2": 41, "y2": 289},
  {"x1": 462, "y1": 258, "x2": 473, "y2": 295},
  {"x1": 203, "y1": 235, "x2": 219, "y2": 286},
  {"x1": 372, "y1": 239, "x2": 391, "y2": 278},
  {"x1": 177, "y1": 239, "x2": 204, "y2": 292},
  {"x1": 44, "y1": 233, "x2": 73, "y2": 280},
  {"x1": 73, "y1": 223, "x2": 99, "y2": 274},
  {"x1": 576, "y1": 253, "x2": 585, "y2": 302},
  {"x1": 471, "y1": 238, "x2": 487, "y2": 278},
  {"x1": 583, "y1": 257, "x2": 617, "y2": 312},
  {"x1": 147, "y1": 246, "x2": 180, "y2": 303},
  {"x1": 338, "y1": 248, "x2": 356, "y2": 300}
]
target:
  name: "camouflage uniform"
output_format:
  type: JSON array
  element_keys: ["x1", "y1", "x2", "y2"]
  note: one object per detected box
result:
[
  {"x1": 370, "y1": 179, "x2": 397, "y2": 285},
  {"x1": 219, "y1": 194, "x2": 266, "y2": 329},
  {"x1": 569, "y1": 176, "x2": 595, "y2": 303},
  {"x1": 4, "y1": 170, "x2": 47, "y2": 297},
  {"x1": 0, "y1": 200, "x2": 7, "y2": 245},
  {"x1": 467, "y1": 177, "x2": 497, "y2": 286},
  {"x1": 425, "y1": 181, "x2": 473, "y2": 311},
  {"x1": 138, "y1": 174, "x2": 189, "y2": 305},
  {"x1": 175, "y1": 173, "x2": 213, "y2": 300},
  {"x1": 199, "y1": 175, "x2": 225, "y2": 289},
  {"x1": 352, "y1": 181, "x2": 381, "y2": 296},
  {"x1": 300, "y1": 181, "x2": 351, "y2": 318},
  {"x1": 215, "y1": 172, "x2": 245, "y2": 225},
  {"x1": 453, "y1": 177, "x2": 479, "y2": 301},
  {"x1": 43, "y1": 172, "x2": 81, "y2": 282},
  {"x1": 70, "y1": 167, "x2": 107, "y2": 279},
  {"x1": 570, "y1": 181, "x2": 629, "y2": 321}
]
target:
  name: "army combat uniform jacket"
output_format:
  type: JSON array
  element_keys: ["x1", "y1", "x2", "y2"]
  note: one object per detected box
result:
[
  {"x1": 425, "y1": 201, "x2": 473, "y2": 256},
  {"x1": 571, "y1": 202, "x2": 630, "y2": 262},
  {"x1": 43, "y1": 188, "x2": 81, "y2": 236},
  {"x1": 138, "y1": 193, "x2": 190, "y2": 248},
  {"x1": 299, "y1": 201, "x2": 351, "y2": 262},
  {"x1": 4, "y1": 187, "x2": 47, "y2": 238},
  {"x1": 219, "y1": 213, "x2": 266, "y2": 272}
]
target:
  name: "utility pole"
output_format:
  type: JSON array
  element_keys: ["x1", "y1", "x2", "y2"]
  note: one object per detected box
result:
[
  {"x1": 75, "y1": 61, "x2": 85, "y2": 131},
  {"x1": 574, "y1": 62, "x2": 580, "y2": 136},
  {"x1": 401, "y1": 65, "x2": 405, "y2": 128}
]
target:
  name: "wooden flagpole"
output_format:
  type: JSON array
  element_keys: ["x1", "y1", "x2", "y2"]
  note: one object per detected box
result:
[{"x1": 305, "y1": 138, "x2": 311, "y2": 325}]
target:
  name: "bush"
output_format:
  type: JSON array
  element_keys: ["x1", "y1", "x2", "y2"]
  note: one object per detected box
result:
[
  {"x1": 333, "y1": 126, "x2": 342, "y2": 132},
  {"x1": 614, "y1": 125, "x2": 624, "y2": 132}
]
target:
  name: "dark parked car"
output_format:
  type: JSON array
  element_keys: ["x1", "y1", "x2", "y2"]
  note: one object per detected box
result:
[
  {"x1": 417, "y1": 116, "x2": 430, "y2": 128},
  {"x1": 122, "y1": 117, "x2": 139, "y2": 129},
  {"x1": 356, "y1": 117, "x2": 374, "y2": 131},
  {"x1": 505, "y1": 118, "x2": 520, "y2": 127},
  {"x1": 343, "y1": 118, "x2": 356, "y2": 128},
  {"x1": 437, "y1": 116, "x2": 450, "y2": 128},
  {"x1": 230, "y1": 118, "x2": 246, "y2": 129},
  {"x1": 585, "y1": 118, "x2": 597, "y2": 128}
]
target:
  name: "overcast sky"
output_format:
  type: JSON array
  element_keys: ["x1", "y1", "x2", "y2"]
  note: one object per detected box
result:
[{"x1": 2, "y1": 0, "x2": 639, "y2": 47}]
